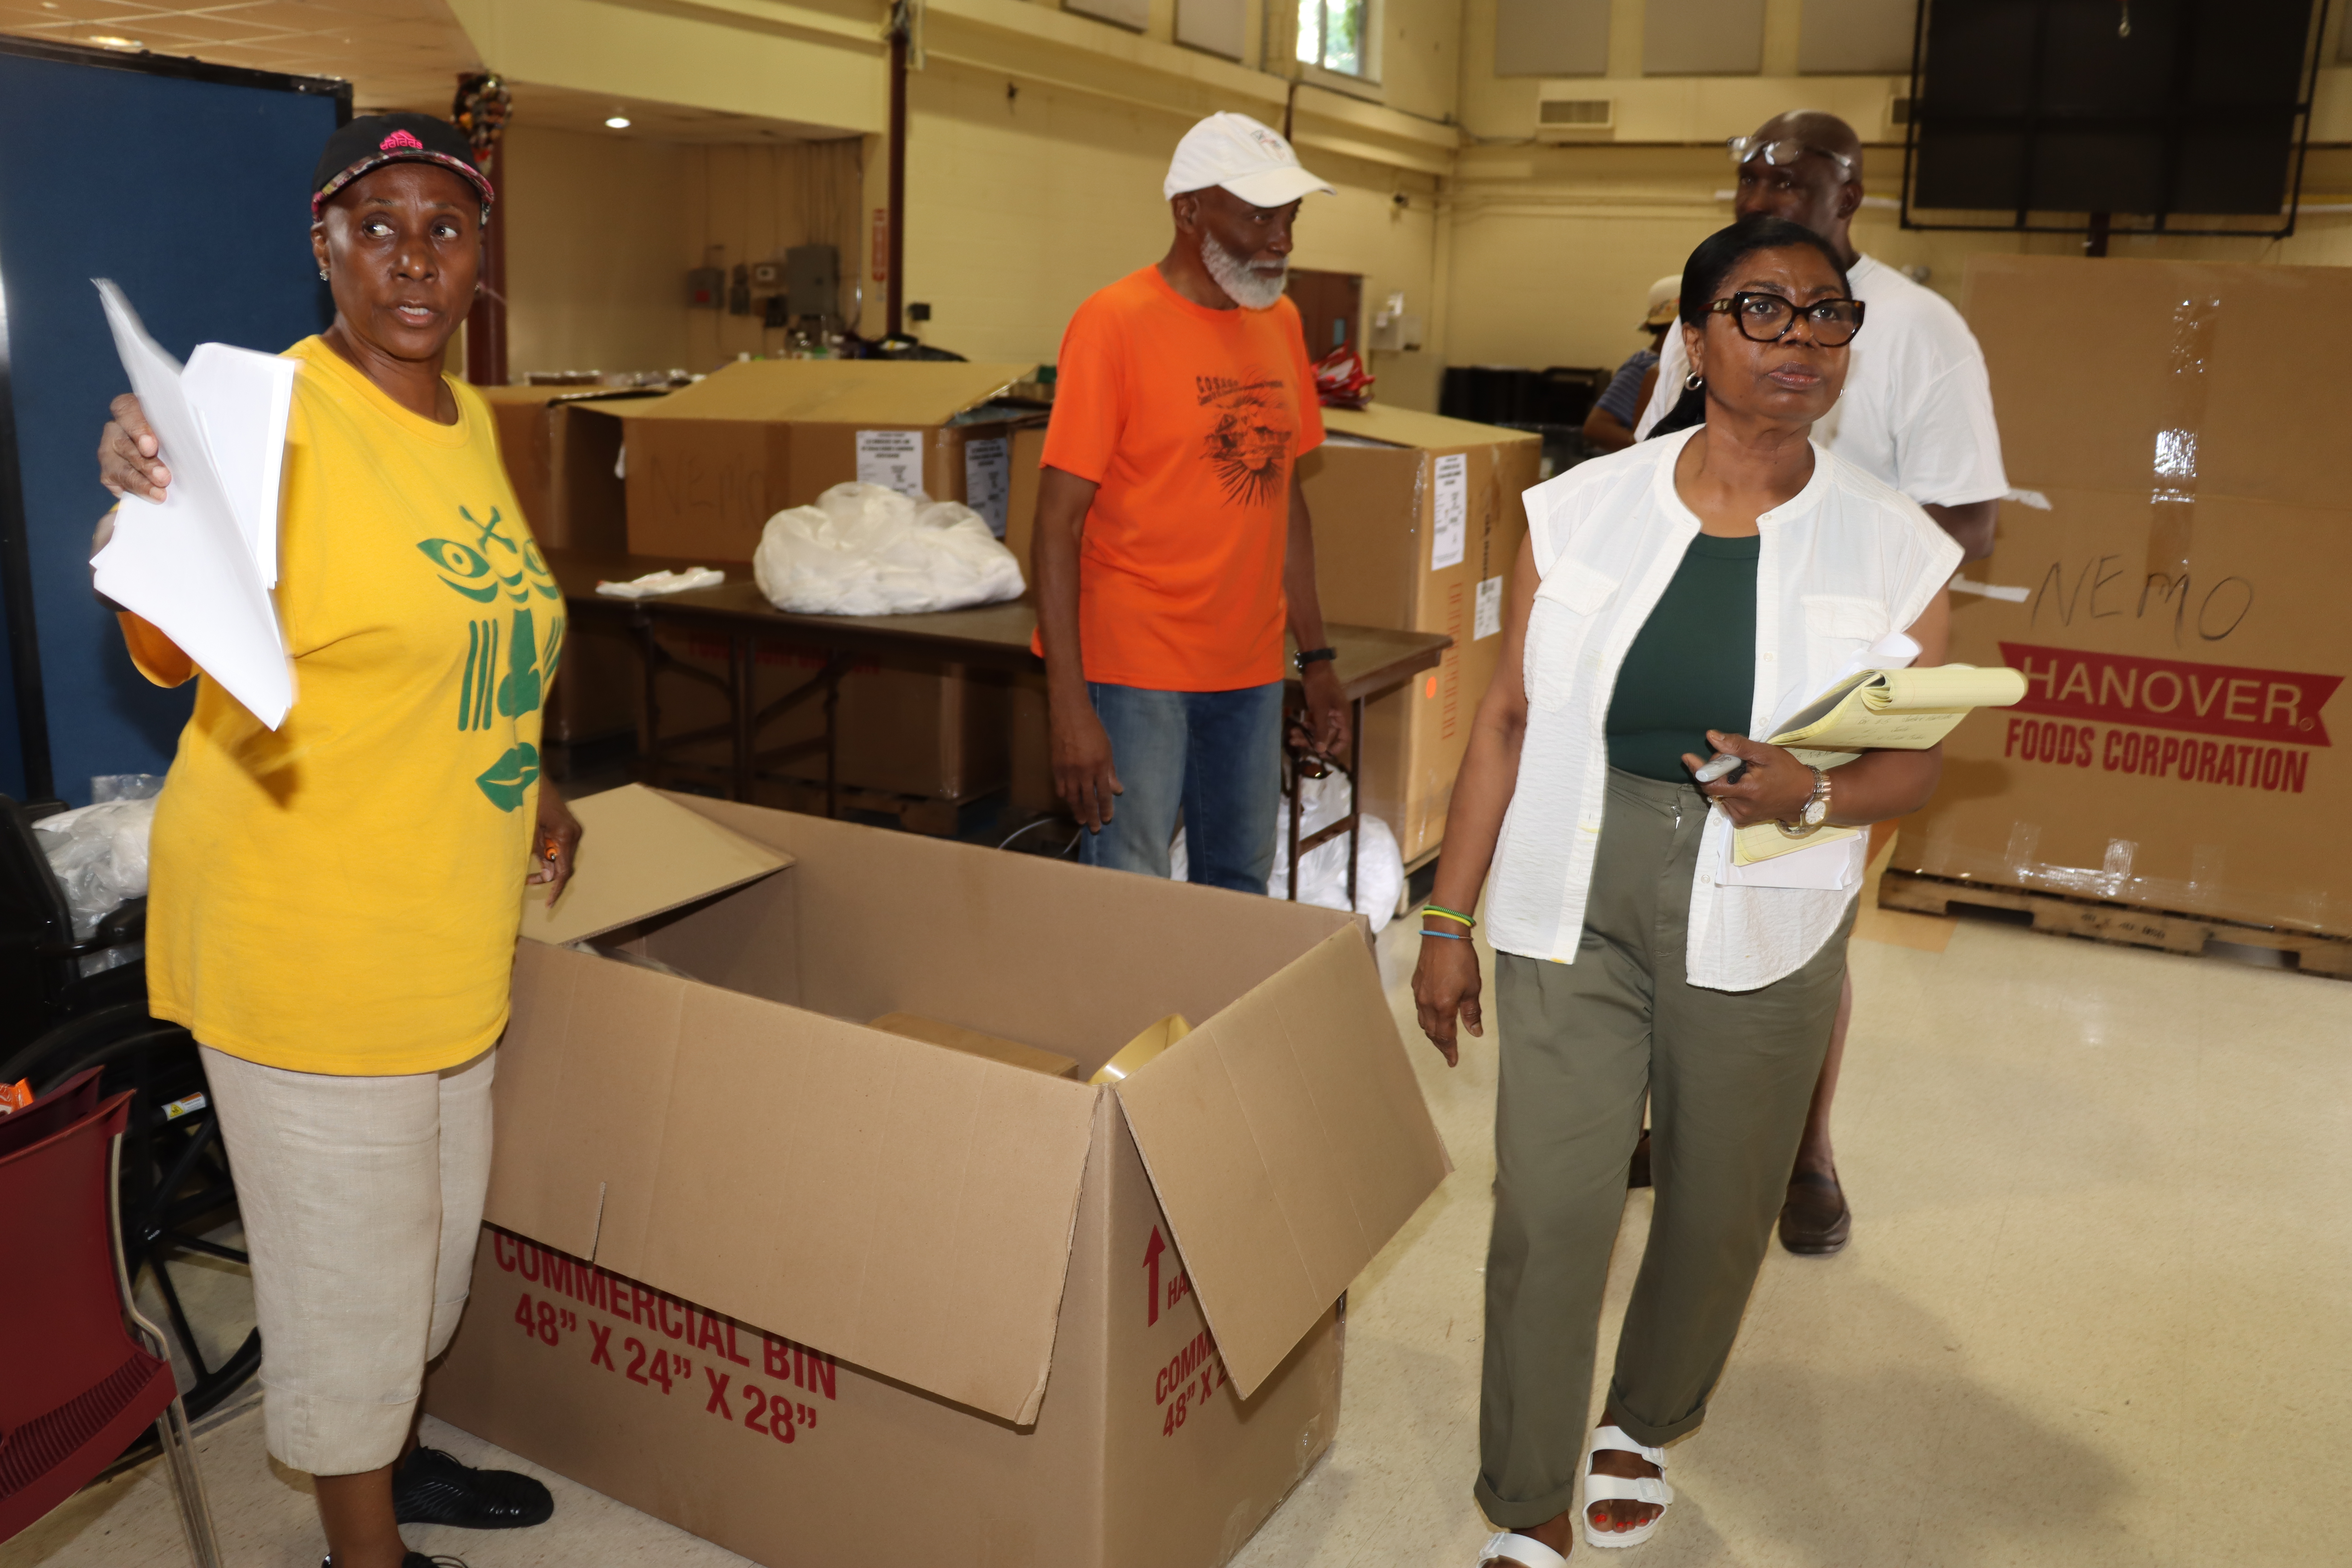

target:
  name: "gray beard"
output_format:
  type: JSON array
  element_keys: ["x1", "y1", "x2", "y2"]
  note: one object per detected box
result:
[{"x1": 1202, "y1": 233, "x2": 1288, "y2": 310}]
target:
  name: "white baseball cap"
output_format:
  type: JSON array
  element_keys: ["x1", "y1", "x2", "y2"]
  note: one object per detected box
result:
[
  {"x1": 1643, "y1": 274, "x2": 1682, "y2": 327},
  {"x1": 1163, "y1": 112, "x2": 1335, "y2": 208}
]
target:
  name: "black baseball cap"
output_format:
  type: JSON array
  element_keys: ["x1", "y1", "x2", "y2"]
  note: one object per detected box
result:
[{"x1": 312, "y1": 112, "x2": 495, "y2": 216}]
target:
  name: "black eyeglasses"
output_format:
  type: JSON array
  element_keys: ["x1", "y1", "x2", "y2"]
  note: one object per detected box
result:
[{"x1": 1707, "y1": 292, "x2": 1865, "y2": 347}]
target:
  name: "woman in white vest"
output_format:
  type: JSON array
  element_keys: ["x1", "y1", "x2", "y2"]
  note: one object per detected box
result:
[{"x1": 1417, "y1": 215, "x2": 1961, "y2": 1568}]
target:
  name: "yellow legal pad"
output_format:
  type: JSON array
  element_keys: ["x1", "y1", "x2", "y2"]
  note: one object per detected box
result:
[{"x1": 1733, "y1": 664, "x2": 2028, "y2": 865}]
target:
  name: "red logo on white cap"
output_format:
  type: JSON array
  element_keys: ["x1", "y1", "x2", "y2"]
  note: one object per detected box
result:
[{"x1": 378, "y1": 129, "x2": 425, "y2": 152}]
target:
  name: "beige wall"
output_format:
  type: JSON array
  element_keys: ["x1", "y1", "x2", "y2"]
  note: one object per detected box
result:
[
  {"x1": 485, "y1": 0, "x2": 2352, "y2": 397},
  {"x1": 899, "y1": 43, "x2": 1451, "y2": 407},
  {"x1": 500, "y1": 127, "x2": 866, "y2": 379},
  {"x1": 1444, "y1": 141, "x2": 2352, "y2": 376},
  {"x1": 501, "y1": 125, "x2": 692, "y2": 378}
]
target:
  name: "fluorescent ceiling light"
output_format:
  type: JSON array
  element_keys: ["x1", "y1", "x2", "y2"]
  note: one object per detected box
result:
[
  {"x1": 605, "y1": 114, "x2": 631, "y2": 129},
  {"x1": 88, "y1": 33, "x2": 141, "y2": 48}
]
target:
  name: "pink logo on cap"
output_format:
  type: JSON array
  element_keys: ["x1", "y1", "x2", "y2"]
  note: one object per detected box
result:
[{"x1": 378, "y1": 129, "x2": 425, "y2": 152}]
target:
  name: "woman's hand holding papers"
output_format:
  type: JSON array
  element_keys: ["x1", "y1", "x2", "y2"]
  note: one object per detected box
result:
[{"x1": 99, "y1": 393, "x2": 171, "y2": 503}]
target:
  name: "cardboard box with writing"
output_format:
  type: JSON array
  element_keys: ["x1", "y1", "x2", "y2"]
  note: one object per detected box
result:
[
  {"x1": 618, "y1": 360, "x2": 1033, "y2": 563},
  {"x1": 425, "y1": 786, "x2": 1451, "y2": 1568},
  {"x1": 1892, "y1": 256, "x2": 2352, "y2": 937},
  {"x1": 1302, "y1": 408, "x2": 1538, "y2": 865},
  {"x1": 479, "y1": 386, "x2": 664, "y2": 745}
]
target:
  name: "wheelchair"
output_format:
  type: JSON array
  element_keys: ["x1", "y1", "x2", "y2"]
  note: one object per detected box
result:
[{"x1": 0, "y1": 793, "x2": 260, "y2": 1441}]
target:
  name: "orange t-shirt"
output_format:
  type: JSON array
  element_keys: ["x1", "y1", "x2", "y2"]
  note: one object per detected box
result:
[{"x1": 1040, "y1": 265, "x2": 1324, "y2": 691}]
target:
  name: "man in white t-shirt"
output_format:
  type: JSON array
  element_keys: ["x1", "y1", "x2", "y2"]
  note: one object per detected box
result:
[{"x1": 1635, "y1": 109, "x2": 2009, "y2": 1256}]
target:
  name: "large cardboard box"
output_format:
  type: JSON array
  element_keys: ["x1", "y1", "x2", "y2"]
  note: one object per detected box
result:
[
  {"x1": 425, "y1": 786, "x2": 1450, "y2": 1568},
  {"x1": 1892, "y1": 256, "x2": 2352, "y2": 935},
  {"x1": 1302, "y1": 408, "x2": 1539, "y2": 864},
  {"x1": 479, "y1": 387, "x2": 665, "y2": 746},
  {"x1": 618, "y1": 360, "x2": 1034, "y2": 562}
]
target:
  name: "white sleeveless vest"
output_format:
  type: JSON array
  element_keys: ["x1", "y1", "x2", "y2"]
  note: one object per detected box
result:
[{"x1": 1486, "y1": 428, "x2": 1962, "y2": 990}]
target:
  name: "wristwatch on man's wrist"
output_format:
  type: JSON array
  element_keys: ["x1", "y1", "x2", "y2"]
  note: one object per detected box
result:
[{"x1": 1295, "y1": 646, "x2": 1337, "y2": 673}]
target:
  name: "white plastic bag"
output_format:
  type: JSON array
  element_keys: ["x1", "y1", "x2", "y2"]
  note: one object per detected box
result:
[
  {"x1": 752, "y1": 482, "x2": 1024, "y2": 616},
  {"x1": 33, "y1": 795, "x2": 160, "y2": 937},
  {"x1": 1169, "y1": 773, "x2": 1404, "y2": 931}
]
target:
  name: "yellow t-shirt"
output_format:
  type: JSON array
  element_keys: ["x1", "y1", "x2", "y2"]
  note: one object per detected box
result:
[{"x1": 140, "y1": 338, "x2": 562, "y2": 1075}]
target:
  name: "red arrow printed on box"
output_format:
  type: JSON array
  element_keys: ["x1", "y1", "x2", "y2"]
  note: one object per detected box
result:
[{"x1": 2000, "y1": 642, "x2": 2340, "y2": 748}]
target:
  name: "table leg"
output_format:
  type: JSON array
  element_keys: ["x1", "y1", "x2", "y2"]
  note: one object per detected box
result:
[
  {"x1": 1345, "y1": 693, "x2": 1364, "y2": 911},
  {"x1": 730, "y1": 632, "x2": 756, "y2": 802},
  {"x1": 633, "y1": 610, "x2": 661, "y2": 785},
  {"x1": 1285, "y1": 728, "x2": 1303, "y2": 902},
  {"x1": 823, "y1": 663, "x2": 840, "y2": 819}
]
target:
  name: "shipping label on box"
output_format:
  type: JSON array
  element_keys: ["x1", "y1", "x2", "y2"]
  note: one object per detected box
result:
[
  {"x1": 965, "y1": 436, "x2": 1011, "y2": 536},
  {"x1": 1431, "y1": 452, "x2": 1467, "y2": 570},
  {"x1": 854, "y1": 428, "x2": 924, "y2": 497}
]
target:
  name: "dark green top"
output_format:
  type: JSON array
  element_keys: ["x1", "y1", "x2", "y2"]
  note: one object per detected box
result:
[{"x1": 1604, "y1": 533, "x2": 1760, "y2": 781}]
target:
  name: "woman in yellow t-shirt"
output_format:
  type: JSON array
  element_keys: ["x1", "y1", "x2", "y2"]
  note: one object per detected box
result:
[{"x1": 96, "y1": 113, "x2": 577, "y2": 1568}]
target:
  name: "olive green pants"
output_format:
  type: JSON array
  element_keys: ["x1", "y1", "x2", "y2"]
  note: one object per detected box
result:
[{"x1": 1475, "y1": 767, "x2": 1854, "y2": 1529}]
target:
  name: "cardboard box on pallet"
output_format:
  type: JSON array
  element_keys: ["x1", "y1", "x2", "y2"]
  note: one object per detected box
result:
[
  {"x1": 616, "y1": 360, "x2": 1035, "y2": 562},
  {"x1": 479, "y1": 386, "x2": 663, "y2": 746},
  {"x1": 1891, "y1": 256, "x2": 2352, "y2": 943},
  {"x1": 425, "y1": 785, "x2": 1450, "y2": 1568},
  {"x1": 1302, "y1": 408, "x2": 1538, "y2": 865}
]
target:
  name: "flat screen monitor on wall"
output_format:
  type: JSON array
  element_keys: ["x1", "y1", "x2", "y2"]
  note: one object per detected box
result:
[
  {"x1": 0, "y1": 37, "x2": 345, "y2": 805},
  {"x1": 1904, "y1": 0, "x2": 2325, "y2": 236}
]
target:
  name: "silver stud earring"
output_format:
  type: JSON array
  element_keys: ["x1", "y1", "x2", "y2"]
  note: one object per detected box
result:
[
  {"x1": 318, "y1": 266, "x2": 329, "y2": 281},
  {"x1": 1684, "y1": 370, "x2": 1703, "y2": 391}
]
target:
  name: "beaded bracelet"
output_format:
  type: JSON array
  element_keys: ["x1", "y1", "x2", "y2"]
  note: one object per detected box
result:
[
  {"x1": 1424, "y1": 904, "x2": 1477, "y2": 928},
  {"x1": 1420, "y1": 927, "x2": 1468, "y2": 940}
]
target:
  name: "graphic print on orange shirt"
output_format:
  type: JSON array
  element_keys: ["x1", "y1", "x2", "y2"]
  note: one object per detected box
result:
[{"x1": 1198, "y1": 370, "x2": 1294, "y2": 506}]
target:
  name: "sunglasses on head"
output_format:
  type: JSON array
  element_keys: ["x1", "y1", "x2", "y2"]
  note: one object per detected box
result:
[{"x1": 1727, "y1": 136, "x2": 1856, "y2": 178}]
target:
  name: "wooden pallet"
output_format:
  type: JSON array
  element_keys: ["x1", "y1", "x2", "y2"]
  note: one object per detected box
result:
[{"x1": 1878, "y1": 868, "x2": 2352, "y2": 978}]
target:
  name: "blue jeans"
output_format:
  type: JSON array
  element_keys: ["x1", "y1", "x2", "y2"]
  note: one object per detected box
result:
[{"x1": 1080, "y1": 681, "x2": 1282, "y2": 894}]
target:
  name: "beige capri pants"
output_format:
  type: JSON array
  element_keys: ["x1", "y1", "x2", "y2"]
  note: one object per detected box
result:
[{"x1": 199, "y1": 1045, "x2": 493, "y2": 1477}]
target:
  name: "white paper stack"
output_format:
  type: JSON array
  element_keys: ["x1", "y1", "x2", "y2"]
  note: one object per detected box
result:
[{"x1": 89, "y1": 280, "x2": 296, "y2": 728}]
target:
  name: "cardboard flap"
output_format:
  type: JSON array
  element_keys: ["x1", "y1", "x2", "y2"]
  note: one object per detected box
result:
[
  {"x1": 487, "y1": 951, "x2": 1102, "y2": 1425},
  {"x1": 522, "y1": 784, "x2": 792, "y2": 947},
  {"x1": 1321, "y1": 403, "x2": 1542, "y2": 451},
  {"x1": 622, "y1": 359, "x2": 1036, "y2": 425},
  {"x1": 1113, "y1": 926, "x2": 1450, "y2": 1398}
]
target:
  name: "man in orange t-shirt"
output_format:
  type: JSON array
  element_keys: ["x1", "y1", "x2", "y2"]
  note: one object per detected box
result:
[{"x1": 1031, "y1": 112, "x2": 1350, "y2": 890}]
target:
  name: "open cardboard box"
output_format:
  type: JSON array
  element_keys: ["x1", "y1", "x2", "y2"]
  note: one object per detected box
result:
[
  {"x1": 426, "y1": 786, "x2": 1450, "y2": 1568},
  {"x1": 616, "y1": 359, "x2": 1036, "y2": 562},
  {"x1": 1893, "y1": 257, "x2": 2352, "y2": 937}
]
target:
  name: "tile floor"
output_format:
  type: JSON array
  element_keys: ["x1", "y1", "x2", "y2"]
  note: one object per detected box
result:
[{"x1": 12, "y1": 859, "x2": 2351, "y2": 1568}]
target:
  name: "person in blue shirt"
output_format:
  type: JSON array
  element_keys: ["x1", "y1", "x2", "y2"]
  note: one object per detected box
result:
[{"x1": 1580, "y1": 275, "x2": 1679, "y2": 452}]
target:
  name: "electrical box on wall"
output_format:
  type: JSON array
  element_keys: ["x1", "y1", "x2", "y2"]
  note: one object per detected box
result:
[
  {"x1": 687, "y1": 266, "x2": 724, "y2": 309},
  {"x1": 786, "y1": 244, "x2": 839, "y2": 322}
]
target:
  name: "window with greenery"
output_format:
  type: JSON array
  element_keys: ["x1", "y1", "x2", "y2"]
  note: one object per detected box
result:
[{"x1": 1297, "y1": 0, "x2": 1369, "y2": 77}]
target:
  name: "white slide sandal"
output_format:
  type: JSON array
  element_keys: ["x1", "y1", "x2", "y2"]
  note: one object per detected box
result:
[
  {"x1": 1581, "y1": 1424, "x2": 1674, "y2": 1549},
  {"x1": 1478, "y1": 1531, "x2": 1569, "y2": 1568}
]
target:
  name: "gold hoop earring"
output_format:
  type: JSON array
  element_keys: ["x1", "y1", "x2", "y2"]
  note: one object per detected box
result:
[{"x1": 1684, "y1": 370, "x2": 1703, "y2": 391}]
